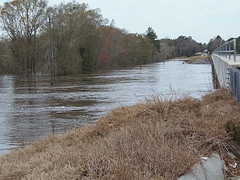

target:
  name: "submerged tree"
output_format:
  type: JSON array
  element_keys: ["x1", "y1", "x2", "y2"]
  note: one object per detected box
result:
[
  {"x1": 49, "y1": 2, "x2": 105, "y2": 74},
  {"x1": 0, "y1": 0, "x2": 48, "y2": 75}
]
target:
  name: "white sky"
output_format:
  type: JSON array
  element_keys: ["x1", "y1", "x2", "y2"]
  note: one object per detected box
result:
[{"x1": 1, "y1": 0, "x2": 240, "y2": 43}]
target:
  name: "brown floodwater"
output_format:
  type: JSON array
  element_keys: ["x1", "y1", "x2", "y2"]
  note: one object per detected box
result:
[{"x1": 0, "y1": 60, "x2": 213, "y2": 155}]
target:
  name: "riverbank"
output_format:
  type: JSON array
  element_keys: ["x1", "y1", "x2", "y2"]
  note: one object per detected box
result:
[
  {"x1": 0, "y1": 89, "x2": 239, "y2": 179},
  {"x1": 186, "y1": 55, "x2": 211, "y2": 64}
]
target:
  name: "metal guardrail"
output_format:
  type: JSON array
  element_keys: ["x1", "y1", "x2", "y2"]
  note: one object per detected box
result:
[{"x1": 213, "y1": 39, "x2": 236, "y2": 62}]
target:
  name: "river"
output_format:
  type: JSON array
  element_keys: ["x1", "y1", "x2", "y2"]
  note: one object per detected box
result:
[{"x1": 0, "y1": 60, "x2": 213, "y2": 155}]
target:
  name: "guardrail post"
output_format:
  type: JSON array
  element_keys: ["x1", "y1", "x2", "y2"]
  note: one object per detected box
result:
[
  {"x1": 213, "y1": 39, "x2": 237, "y2": 62},
  {"x1": 229, "y1": 44, "x2": 231, "y2": 60},
  {"x1": 226, "y1": 45, "x2": 228, "y2": 58},
  {"x1": 234, "y1": 39, "x2": 236, "y2": 62}
]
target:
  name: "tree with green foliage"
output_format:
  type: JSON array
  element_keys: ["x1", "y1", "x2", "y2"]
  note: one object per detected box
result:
[
  {"x1": 146, "y1": 27, "x2": 160, "y2": 51},
  {"x1": 207, "y1": 35, "x2": 223, "y2": 53}
]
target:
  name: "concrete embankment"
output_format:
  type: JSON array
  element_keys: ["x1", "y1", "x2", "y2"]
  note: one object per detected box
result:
[
  {"x1": 211, "y1": 54, "x2": 231, "y2": 88},
  {"x1": 0, "y1": 89, "x2": 239, "y2": 179},
  {"x1": 211, "y1": 54, "x2": 240, "y2": 101}
]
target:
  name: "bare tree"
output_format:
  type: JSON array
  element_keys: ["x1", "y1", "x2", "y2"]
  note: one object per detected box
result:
[
  {"x1": 0, "y1": 0, "x2": 48, "y2": 75},
  {"x1": 49, "y1": 2, "x2": 105, "y2": 73}
]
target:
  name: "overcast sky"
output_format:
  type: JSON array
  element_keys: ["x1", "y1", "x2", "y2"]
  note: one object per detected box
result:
[{"x1": 1, "y1": 0, "x2": 240, "y2": 43}]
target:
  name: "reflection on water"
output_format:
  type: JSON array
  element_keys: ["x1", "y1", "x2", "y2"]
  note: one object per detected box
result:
[
  {"x1": 0, "y1": 76, "x2": 15, "y2": 154},
  {"x1": 0, "y1": 60, "x2": 213, "y2": 155}
]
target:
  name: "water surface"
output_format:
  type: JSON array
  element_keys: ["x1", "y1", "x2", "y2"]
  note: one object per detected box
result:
[{"x1": 0, "y1": 60, "x2": 213, "y2": 155}]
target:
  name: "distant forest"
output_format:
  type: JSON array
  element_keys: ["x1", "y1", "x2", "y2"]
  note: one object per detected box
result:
[{"x1": 0, "y1": 0, "x2": 239, "y2": 75}]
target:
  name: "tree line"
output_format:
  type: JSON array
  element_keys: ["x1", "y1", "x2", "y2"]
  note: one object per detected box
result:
[
  {"x1": 159, "y1": 35, "x2": 240, "y2": 60},
  {"x1": 0, "y1": 0, "x2": 239, "y2": 75},
  {"x1": 0, "y1": 0, "x2": 161, "y2": 75}
]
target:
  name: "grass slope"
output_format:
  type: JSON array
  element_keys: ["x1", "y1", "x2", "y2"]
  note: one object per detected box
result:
[
  {"x1": 0, "y1": 89, "x2": 239, "y2": 179},
  {"x1": 186, "y1": 55, "x2": 211, "y2": 64}
]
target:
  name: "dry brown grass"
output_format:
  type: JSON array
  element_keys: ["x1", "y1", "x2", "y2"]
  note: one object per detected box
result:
[
  {"x1": 186, "y1": 55, "x2": 211, "y2": 64},
  {"x1": 0, "y1": 89, "x2": 240, "y2": 179},
  {"x1": 173, "y1": 56, "x2": 189, "y2": 59}
]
